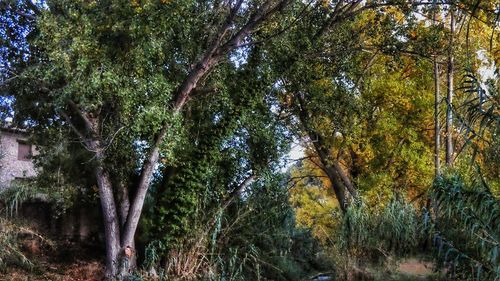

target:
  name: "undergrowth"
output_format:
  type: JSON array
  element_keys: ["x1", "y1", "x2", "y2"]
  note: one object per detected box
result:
[
  {"x1": 429, "y1": 174, "x2": 499, "y2": 281},
  {"x1": 0, "y1": 217, "x2": 32, "y2": 271}
]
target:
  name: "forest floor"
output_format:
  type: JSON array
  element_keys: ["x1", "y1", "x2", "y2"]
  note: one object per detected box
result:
[
  {"x1": 1, "y1": 258, "x2": 443, "y2": 281},
  {"x1": 0, "y1": 238, "x2": 105, "y2": 281},
  {"x1": 1, "y1": 236, "x2": 442, "y2": 281},
  {"x1": 2, "y1": 260, "x2": 105, "y2": 281},
  {"x1": 369, "y1": 258, "x2": 443, "y2": 281},
  {"x1": 397, "y1": 258, "x2": 434, "y2": 277}
]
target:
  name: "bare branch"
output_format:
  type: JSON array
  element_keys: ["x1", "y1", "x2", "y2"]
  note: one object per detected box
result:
[{"x1": 228, "y1": 174, "x2": 257, "y2": 202}]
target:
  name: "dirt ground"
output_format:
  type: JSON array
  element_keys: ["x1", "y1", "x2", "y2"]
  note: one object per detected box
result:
[
  {"x1": 0, "y1": 238, "x2": 106, "y2": 281},
  {"x1": 2, "y1": 261, "x2": 105, "y2": 281},
  {"x1": 397, "y1": 258, "x2": 434, "y2": 276}
]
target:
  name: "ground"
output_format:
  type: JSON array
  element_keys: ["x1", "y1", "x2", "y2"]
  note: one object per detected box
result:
[
  {"x1": 0, "y1": 238, "x2": 105, "y2": 281},
  {"x1": 1, "y1": 235, "x2": 443, "y2": 281}
]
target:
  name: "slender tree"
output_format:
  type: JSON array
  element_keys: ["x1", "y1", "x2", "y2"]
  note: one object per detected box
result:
[
  {"x1": 433, "y1": 9, "x2": 441, "y2": 176},
  {"x1": 445, "y1": 3, "x2": 455, "y2": 166}
]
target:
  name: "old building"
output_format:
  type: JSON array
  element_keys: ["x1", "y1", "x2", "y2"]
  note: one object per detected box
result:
[
  {"x1": 0, "y1": 127, "x2": 38, "y2": 189},
  {"x1": 0, "y1": 126, "x2": 101, "y2": 241}
]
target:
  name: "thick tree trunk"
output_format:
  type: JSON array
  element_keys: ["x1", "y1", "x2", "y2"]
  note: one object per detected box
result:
[
  {"x1": 116, "y1": 181, "x2": 136, "y2": 276},
  {"x1": 445, "y1": 6, "x2": 454, "y2": 166},
  {"x1": 312, "y1": 140, "x2": 349, "y2": 212},
  {"x1": 95, "y1": 149, "x2": 121, "y2": 278},
  {"x1": 332, "y1": 161, "x2": 357, "y2": 199}
]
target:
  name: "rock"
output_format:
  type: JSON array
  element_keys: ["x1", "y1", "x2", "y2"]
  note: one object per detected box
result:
[{"x1": 311, "y1": 272, "x2": 336, "y2": 281}]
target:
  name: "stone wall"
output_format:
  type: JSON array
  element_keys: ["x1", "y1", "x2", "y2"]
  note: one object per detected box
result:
[{"x1": 0, "y1": 129, "x2": 38, "y2": 188}]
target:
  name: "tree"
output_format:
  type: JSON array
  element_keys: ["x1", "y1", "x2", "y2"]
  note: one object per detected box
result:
[
  {"x1": 445, "y1": 3, "x2": 455, "y2": 166},
  {"x1": 3, "y1": 0, "x2": 294, "y2": 277},
  {"x1": 147, "y1": 47, "x2": 291, "y2": 251},
  {"x1": 270, "y1": 2, "x2": 428, "y2": 211},
  {"x1": 281, "y1": 0, "x2": 498, "y2": 212},
  {"x1": 433, "y1": 7, "x2": 442, "y2": 176}
]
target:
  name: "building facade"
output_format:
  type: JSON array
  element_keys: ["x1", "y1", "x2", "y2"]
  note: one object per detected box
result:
[
  {"x1": 0, "y1": 127, "x2": 100, "y2": 241},
  {"x1": 0, "y1": 127, "x2": 38, "y2": 188}
]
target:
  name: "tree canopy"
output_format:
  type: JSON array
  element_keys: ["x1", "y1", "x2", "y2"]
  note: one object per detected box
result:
[{"x1": 0, "y1": 0, "x2": 498, "y2": 280}]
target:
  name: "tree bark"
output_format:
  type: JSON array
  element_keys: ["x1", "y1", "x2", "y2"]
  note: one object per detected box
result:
[
  {"x1": 94, "y1": 148, "x2": 121, "y2": 278},
  {"x1": 332, "y1": 161, "x2": 357, "y2": 199},
  {"x1": 121, "y1": 126, "x2": 166, "y2": 250},
  {"x1": 445, "y1": 5, "x2": 454, "y2": 166},
  {"x1": 313, "y1": 141, "x2": 349, "y2": 212},
  {"x1": 434, "y1": 56, "x2": 441, "y2": 175}
]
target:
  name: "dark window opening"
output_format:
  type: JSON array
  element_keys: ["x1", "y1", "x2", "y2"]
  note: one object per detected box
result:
[{"x1": 17, "y1": 140, "x2": 32, "y2": 161}]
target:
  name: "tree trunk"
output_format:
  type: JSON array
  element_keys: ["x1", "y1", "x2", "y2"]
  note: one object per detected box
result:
[
  {"x1": 318, "y1": 154, "x2": 349, "y2": 212},
  {"x1": 117, "y1": 181, "x2": 130, "y2": 229},
  {"x1": 95, "y1": 149, "x2": 121, "y2": 278},
  {"x1": 116, "y1": 181, "x2": 136, "y2": 276},
  {"x1": 301, "y1": 130, "x2": 351, "y2": 211},
  {"x1": 332, "y1": 161, "x2": 357, "y2": 199},
  {"x1": 296, "y1": 96, "x2": 356, "y2": 212},
  {"x1": 121, "y1": 129, "x2": 166, "y2": 250},
  {"x1": 300, "y1": 137, "x2": 349, "y2": 210},
  {"x1": 434, "y1": 56, "x2": 441, "y2": 175},
  {"x1": 445, "y1": 5, "x2": 454, "y2": 166}
]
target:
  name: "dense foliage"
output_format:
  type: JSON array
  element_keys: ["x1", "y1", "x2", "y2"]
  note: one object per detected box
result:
[{"x1": 0, "y1": 0, "x2": 498, "y2": 280}]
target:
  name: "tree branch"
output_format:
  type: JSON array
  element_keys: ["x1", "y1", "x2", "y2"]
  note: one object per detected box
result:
[
  {"x1": 58, "y1": 110, "x2": 92, "y2": 150},
  {"x1": 68, "y1": 100, "x2": 95, "y2": 134}
]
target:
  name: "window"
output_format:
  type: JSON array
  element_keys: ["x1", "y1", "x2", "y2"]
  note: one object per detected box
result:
[{"x1": 17, "y1": 140, "x2": 32, "y2": 161}]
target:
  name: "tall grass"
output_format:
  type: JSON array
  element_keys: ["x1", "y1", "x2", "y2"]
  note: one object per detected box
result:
[
  {"x1": 339, "y1": 198, "x2": 421, "y2": 257},
  {"x1": 0, "y1": 182, "x2": 44, "y2": 217},
  {"x1": 0, "y1": 218, "x2": 33, "y2": 271},
  {"x1": 329, "y1": 197, "x2": 424, "y2": 281},
  {"x1": 430, "y1": 175, "x2": 499, "y2": 281},
  {"x1": 139, "y1": 176, "x2": 327, "y2": 281}
]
